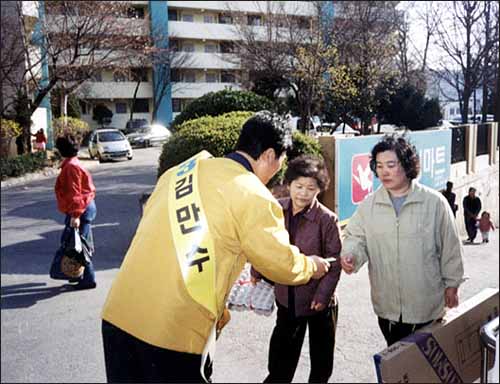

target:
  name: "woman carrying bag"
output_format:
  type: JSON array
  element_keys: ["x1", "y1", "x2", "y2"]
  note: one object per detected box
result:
[{"x1": 54, "y1": 134, "x2": 97, "y2": 290}]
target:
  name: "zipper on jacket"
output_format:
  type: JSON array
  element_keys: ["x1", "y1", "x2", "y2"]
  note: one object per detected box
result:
[{"x1": 396, "y1": 217, "x2": 403, "y2": 320}]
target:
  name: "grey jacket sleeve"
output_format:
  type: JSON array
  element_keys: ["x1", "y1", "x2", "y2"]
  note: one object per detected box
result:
[
  {"x1": 341, "y1": 207, "x2": 369, "y2": 273},
  {"x1": 438, "y1": 197, "x2": 465, "y2": 287}
]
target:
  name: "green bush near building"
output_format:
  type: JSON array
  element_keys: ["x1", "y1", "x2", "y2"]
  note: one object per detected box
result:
[
  {"x1": 52, "y1": 117, "x2": 91, "y2": 142},
  {"x1": 158, "y1": 110, "x2": 323, "y2": 187},
  {"x1": 158, "y1": 111, "x2": 253, "y2": 177},
  {"x1": 171, "y1": 89, "x2": 275, "y2": 129},
  {"x1": 0, "y1": 151, "x2": 51, "y2": 180}
]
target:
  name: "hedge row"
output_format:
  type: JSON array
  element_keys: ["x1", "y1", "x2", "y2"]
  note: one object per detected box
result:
[
  {"x1": 171, "y1": 89, "x2": 274, "y2": 128},
  {"x1": 0, "y1": 151, "x2": 51, "y2": 180},
  {"x1": 158, "y1": 111, "x2": 322, "y2": 186}
]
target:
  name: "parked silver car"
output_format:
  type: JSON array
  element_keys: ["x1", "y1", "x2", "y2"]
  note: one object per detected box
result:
[
  {"x1": 88, "y1": 129, "x2": 133, "y2": 163},
  {"x1": 126, "y1": 124, "x2": 172, "y2": 148}
]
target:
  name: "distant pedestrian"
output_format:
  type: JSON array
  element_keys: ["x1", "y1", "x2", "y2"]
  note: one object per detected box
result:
[
  {"x1": 478, "y1": 211, "x2": 495, "y2": 243},
  {"x1": 463, "y1": 187, "x2": 482, "y2": 243},
  {"x1": 54, "y1": 134, "x2": 97, "y2": 290},
  {"x1": 31, "y1": 128, "x2": 47, "y2": 152},
  {"x1": 442, "y1": 181, "x2": 458, "y2": 217}
]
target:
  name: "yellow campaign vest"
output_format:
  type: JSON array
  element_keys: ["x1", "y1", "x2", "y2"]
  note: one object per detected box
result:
[{"x1": 167, "y1": 150, "x2": 217, "y2": 381}]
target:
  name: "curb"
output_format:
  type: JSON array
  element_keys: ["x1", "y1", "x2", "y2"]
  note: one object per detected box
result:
[{"x1": 1, "y1": 152, "x2": 98, "y2": 190}]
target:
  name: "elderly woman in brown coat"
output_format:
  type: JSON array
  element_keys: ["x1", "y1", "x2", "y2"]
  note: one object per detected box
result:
[{"x1": 251, "y1": 155, "x2": 342, "y2": 383}]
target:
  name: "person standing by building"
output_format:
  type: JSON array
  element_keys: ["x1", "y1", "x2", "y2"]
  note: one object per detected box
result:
[
  {"x1": 251, "y1": 155, "x2": 342, "y2": 383},
  {"x1": 463, "y1": 187, "x2": 482, "y2": 243},
  {"x1": 54, "y1": 134, "x2": 97, "y2": 290},
  {"x1": 32, "y1": 128, "x2": 47, "y2": 152},
  {"x1": 478, "y1": 211, "x2": 495, "y2": 243},
  {"x1": 340, "y1": 134, "x2": 464, "y2": 346},
  {"x1": 441, "y1": 181, "x2": 458, "y2": 217},
  {"x1": 100, "y1": 111, "x2": 331, "y2": 383}
]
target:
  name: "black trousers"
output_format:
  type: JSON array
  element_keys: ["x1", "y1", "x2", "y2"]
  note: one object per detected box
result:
[
  {"x1": 465, "y1": 216, "x2": 478, "y2": 241},
  {"x1": 101, "y1": 320, "x2": 212, "y2": 383},
  {"x1": 378, "y1": 315, "x2": 432, "y2": 346},
  {"x1": 264, "y1": 301, "x2": 338, "y2": 383}
]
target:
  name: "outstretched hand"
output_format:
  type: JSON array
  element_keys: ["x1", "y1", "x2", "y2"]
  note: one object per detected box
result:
[{"x1": 310, "y1": 255, "x2": 330, "y2": 279}]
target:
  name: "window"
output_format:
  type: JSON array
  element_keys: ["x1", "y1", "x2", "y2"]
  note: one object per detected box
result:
[
  {"x1": 182, "y1": 43, "x2": 195, "y2": 52},
  {"x1": 91, "y1": 71, "x2": 102, "y2": 82},
  {"x1": 182, "y1": 13, "x2": 194, "y2": 22},
  {"x1": 221, "y1": 70, "x2": 235, "y2": 83},
  {"x1": 204, "y1": 15, "x2": 215, "y2": 23},
  {"x1": 168, "y1": 9, "x2": 178, "y2": 21},
  {"x1": 171, "y1": 69, "x2": 181, "y2": 82},
  {"x1": 131, "y1": 68, "x2": 148, "y2": 82},
  {"x1": 247, "y1": 15, "x2": 262, "y2": 26},
  {"x1": 132, "y1": 99, "x2": 149, "y2": 113},
  {"x1": 172, "y1": 98, "x2": 181, "y2": 113},
  {"x1": 115, "y1": 102, "x2": 127, "y2": 114},
  {"x1": 114, "y1": 72, "x2": 128, "y2": 82},
  {"x1": 127, "y1": 6, "x2": 144, "y2": 19},
  {"x1": 218, "y1": 13, "x2": 232, "y2": 24},
  {"x1": 183, "y1": 72, "x2": 196, "y2": 83},
  {"x1": 205, "y1": 43, "x2": 218, "y2": 53},
  {"x1": 296, "y1": 16, "x2": 310, "y2": 29},
  {"x1": 205, "y1": 73, "x2": 218, "y2": 83},
  {"x1": 169, "y1": 39, "x2": 179, "y2": 51},
  {"x1": 220, "y1": 41, "x2": 234, "y2": 53},
  {"x1": 79, "y1": 101, "x2": 88, "y2": 114}
]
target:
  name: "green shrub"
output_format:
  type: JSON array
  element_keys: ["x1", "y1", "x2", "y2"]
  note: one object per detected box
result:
[
  {"x1": 52, "y1": 117, "x2": 90, "y2": 142},
  {"x1": 0, "y1": 119, "x2": 22, "y2": 139},
  {"x1": 0, "y1": 151, "x2": 50, "y2": 180},
  {"x1": 171, "y1": 89, "x2": 274, "y2": 129},
  {"x1": 158, "y1": 111, "x2": 253, "y2": 177},
  {"x1": 158, "y1": 111, "x2": 323, "y2": 187},
  {"x1": 269, "y1": 132, "x2": 324, "y2": 187}
]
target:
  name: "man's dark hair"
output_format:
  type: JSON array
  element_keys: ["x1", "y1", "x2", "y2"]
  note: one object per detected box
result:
[
  {"x1": 285, "y1": 155, "x2": 330, "y2": 191},
  {"x1": 55, "y1": 134, "x2": 79, "y2": 158},
  {"x1": 369, "y1": 134, "x2": 420, "y2": 180},
  {"x1": 234, "y1": 111, "x2": 293, "y2": 160}
]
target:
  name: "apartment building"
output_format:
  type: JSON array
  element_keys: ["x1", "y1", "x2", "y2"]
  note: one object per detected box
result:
[{"x1": 72, "y1": 1, "x2": 319, "y2": 129}]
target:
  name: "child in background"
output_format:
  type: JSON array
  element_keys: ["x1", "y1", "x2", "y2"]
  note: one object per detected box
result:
[{"x1": 478, "y1": 211, "x2": 495, "y2": 243}]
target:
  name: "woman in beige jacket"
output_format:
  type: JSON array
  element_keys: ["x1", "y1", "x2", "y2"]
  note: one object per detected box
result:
[{"x1": 340, "y1": 134, "x2": 464, "y2": 346}]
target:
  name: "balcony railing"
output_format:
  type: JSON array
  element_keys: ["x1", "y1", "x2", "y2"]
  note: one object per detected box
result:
[
  {"x1": 76, "y1": 81, "x2": 153, "y2": 99},
  {"x1": 171, "y1": 82, "x2": 241, "y2": 98},
  {"x1": 172, "y1": 52, "x2": 240, "y2": 69}
]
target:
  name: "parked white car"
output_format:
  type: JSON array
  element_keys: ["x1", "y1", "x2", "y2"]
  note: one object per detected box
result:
[{"x1": 88, "y1": 129, "x2": 133, "y2": 163}]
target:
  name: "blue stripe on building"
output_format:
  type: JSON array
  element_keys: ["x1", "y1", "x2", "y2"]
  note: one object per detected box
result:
[
  {"x1": 35, "y1": 0, "x2": 54, "y2": 149},
  {"x1": 149, "y1": 1, "x2": 172, "y2": 126}
]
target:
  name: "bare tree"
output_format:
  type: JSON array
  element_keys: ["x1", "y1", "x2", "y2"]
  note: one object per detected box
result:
[
  {"x1": 433, "y1": 1, "x2": 499, "y2": 124},
  {"x1": 227, "y1": 1, "x2": 352, "y2": 131},
  {"x1": 1, "y1": 1, "x2": 151, "y2": 152},
  {"x1": 332, "y1": 1, "x2": 400, "y2": 134}
]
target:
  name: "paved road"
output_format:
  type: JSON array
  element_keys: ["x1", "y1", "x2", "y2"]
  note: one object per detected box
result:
[{"x1": 1, "y1": 147, "x2": 499, "y2": 383}]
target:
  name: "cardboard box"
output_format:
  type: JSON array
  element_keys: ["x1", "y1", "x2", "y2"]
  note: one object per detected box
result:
[{"x1": 374, "y1": 288, "x2": 499, "y2": 383}]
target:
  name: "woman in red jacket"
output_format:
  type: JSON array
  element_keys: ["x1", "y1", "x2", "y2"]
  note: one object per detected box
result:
[{"x1": 55, "y1": 134, "x2": 97, "y2": 289}]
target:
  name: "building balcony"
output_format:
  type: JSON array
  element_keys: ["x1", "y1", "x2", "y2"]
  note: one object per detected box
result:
[
  {"x1": 171, "y1": 82, "x2": 242, "y2": 98},
  {"x1": 45, "y1": 15, "x2": 149, "y2": 36},
  {"x1": 168, "y1": 1, "x2": 316, "y2": 16},
  {"x1": 172, "y1": 52, "x2": 240, "y2": 69},
  {"x1": 169, "y1": 20, "x2": 239, "y2": 41},
  {"x1": 76, "y1": 81, "x2": 153, "y2": 100}
]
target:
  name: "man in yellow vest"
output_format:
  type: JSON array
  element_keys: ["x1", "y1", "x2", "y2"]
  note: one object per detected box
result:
[{"x1": 101, "y1": 111, "x2": 331, "y2": 382}]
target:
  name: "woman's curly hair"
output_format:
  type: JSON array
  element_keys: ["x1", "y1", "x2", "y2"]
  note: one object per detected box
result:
[{"x1": 369, "y1": 134, "x2": 420, "y2": 180}]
